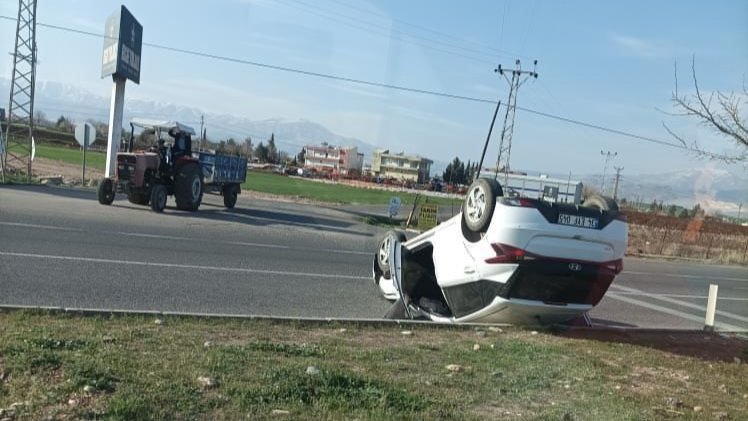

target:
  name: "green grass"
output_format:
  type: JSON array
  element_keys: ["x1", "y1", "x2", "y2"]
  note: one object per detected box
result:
[
  {"x1": 35, "y1": 144, "x2": 107, "y2": 169},
  {"x1": 0, "y1": 312, "x2": 746, "y2": 421},
  {"x1": 243, "y1": 171, "x2": 460, "y2": 206}
]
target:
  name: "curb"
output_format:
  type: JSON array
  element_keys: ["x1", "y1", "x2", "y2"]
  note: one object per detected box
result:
[{"x1": 1, "y1": 305, "x2": 746, "y2": 335}]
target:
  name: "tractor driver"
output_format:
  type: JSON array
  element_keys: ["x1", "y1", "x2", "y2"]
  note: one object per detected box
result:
[{"x1": 171, "y1": 129, "x2": 192, "y2": 159}]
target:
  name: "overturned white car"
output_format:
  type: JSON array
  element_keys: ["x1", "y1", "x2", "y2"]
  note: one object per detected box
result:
[{"x1": 373, "y1": 178, "x2": 628, "y2": 325}]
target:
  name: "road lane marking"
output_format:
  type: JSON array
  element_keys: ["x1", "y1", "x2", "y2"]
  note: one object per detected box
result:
[
  {"x1": 0, "y1": 221, "x2": 370, "y2": 256},
  {"x1": 604, "y1": 292, "x2": 745, "y2": 331},
  {"x1": 610, "y1": 284, "x2": 748, "y2": 324},
  {"x1": 0, "y1": 251, "x2": 371, "y2": 281},
  {"x1": 622, "y1": 270, "x2": 747, "y2": 283},
  {"x1": 607, "y1": 292, "x2": 748, "y2": 301}
]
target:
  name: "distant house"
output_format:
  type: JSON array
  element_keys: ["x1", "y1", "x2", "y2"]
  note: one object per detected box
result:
[
  {"x1": 303, "y1": 143, "x2": 363, "y2": 175},
  {"x1": 371, "y1": 149, "x2": 433, "y2": 184}
]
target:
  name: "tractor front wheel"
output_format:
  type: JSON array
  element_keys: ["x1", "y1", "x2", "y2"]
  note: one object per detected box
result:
[
  {"x1": 150, "y1": 184, "x2": 167, "y2": 213},
  {"x1": 97, "y1": 178, "x2": 115, "y2": 205}
]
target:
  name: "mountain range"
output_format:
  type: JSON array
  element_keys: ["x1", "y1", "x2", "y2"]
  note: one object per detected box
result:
[{"x1": 2, "y1": 79, "x2": 747, "y2": 216}]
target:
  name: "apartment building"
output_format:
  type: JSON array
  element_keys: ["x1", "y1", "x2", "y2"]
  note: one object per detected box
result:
[{"x1": 371, "y1": 149, "x2": 433, "y2": 183}]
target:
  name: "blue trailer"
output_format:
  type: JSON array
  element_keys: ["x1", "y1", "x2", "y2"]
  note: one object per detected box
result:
[{"x1": 197, "y1": 152, "x2": 248, "y2": 209}]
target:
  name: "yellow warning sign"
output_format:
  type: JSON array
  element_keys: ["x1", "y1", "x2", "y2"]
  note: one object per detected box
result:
[{"x1": 418, "y1": 204, "x2": 438, "y2": 230}]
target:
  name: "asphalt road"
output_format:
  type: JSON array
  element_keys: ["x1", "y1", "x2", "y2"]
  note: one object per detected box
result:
[{"x1": 1, "y1": 185, "x2": 746, "y2": 331}]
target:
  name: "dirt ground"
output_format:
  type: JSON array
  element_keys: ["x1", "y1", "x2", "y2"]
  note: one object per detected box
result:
[{"x1": 7, "y1": 156, "x2": 103, "y2": 185}]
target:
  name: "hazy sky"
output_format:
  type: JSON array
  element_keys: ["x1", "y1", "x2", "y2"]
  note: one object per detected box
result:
[{"x1": 1, "y1": 0, "x2": 747, "y2": 174}]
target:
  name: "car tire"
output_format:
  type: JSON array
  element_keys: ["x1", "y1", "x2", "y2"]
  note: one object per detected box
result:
[
  {"x1": 462, "y1": 178, "x2": 501, "y2": 234},
  {"x1": 175, "y1": 163, "x2": 204, "y2": 211},
  {"x1": 223, "y1": 183, "x2": 239, "y2": 209},
  {"x1": 383, "y1": 298, "x2": 409, "y2": 320},
  {"x1": 127, "y1": 191, "x2": 149, "y2": 206},
  {"x1": 97, "y1": 178, "x2": 115, "y2": 205},
  {"x1": 150, "y1": 184, "x2": 167, "y2": 213},
  {"x1": 583, "y1": 195, "x2": 619, "y2": 212},
  {"x1": 377, "y1": 230, "x2": 406, "y2": 279}
]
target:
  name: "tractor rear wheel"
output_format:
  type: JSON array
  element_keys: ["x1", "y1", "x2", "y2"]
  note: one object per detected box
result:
[
  {"x1": 174, "y1": 163, "x2": 204, "y2": 211},
  {"x1": 150, "y1": 184, "x2": 167, "y2": 213},
  {"x1": 223, "y1": 183, "x2": 239, "y2": 209},
  {"x1": 97, "y1": 178, "x2": 115, "y2": 205}
]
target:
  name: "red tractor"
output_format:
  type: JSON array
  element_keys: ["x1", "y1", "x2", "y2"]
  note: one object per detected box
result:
[{"x1": 97, "y1": 120, "x2": 205, "y2": 212}]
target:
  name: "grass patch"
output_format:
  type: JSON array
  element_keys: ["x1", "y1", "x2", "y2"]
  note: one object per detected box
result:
[
  {"x1": 34, "y1": 143, "x2": 107, "y2": 169},
  {"x1": 360, "y1": 215, "x2": 405, "y2": 228},
  {"x1": 243, "y1": 171, "x2": 459, "y2": 206},
  {"x1": 0, "y1": 313, "x2": 746, "y2": 420}
]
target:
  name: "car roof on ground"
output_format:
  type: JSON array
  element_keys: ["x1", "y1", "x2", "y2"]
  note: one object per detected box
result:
[{"x1": 130, "y1": 118, "x2": 196, "y2": 135}]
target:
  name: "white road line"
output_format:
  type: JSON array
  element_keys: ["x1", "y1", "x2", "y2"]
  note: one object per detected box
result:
[
  {"x1": 610, "y1": 284, "x2": 748, "y2": 324},
  {"x1": 0, "y1": 251, "x2": 370, "y2": 281},
  {"x1": 604, "y1": 293, "x2": 745, "y2": 331},
  {"x1": 0, "y1": 221, "x2": 370, "y2": 256},
  {"x1": 622, "y1": 270, "x2": 747, "y2": 283},
  {"x1": 607, "y1": 292, "x2": 748, "y2": 301}
]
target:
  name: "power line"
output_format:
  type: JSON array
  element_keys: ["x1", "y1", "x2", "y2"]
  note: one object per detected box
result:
[
  {"x1": 322, "y1": 0, "x2": 527, "y2": 59},
  {"x1": 0, "y1": 15, "x2": 738, "y2": 161},
  {"x1": 278, "y1": 0, "x2": 505, "y2": 64}
]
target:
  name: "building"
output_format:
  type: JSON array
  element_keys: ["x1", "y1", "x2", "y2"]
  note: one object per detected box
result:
[
  {"x1": 371, "y1": 149, "x2": 433, "y2": 183},
  {"x1": 303, "y1": 143, "x2": 363, "y2": 175},
  {"x1": 481, "y1": 170, "x2": 584, "y2": 204}
]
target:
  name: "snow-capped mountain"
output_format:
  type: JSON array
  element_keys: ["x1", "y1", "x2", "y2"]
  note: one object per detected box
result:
[{"x1": 1, "y1": 79, "x2": 380, "y2": 158}]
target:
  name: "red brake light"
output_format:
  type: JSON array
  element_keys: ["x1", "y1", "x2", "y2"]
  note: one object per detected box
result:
[
  {"x1": 486, "y1": 243, "x2": 528, "y2": 264},
  {"x1": 605, "y1": 259, "x2": 624, "y2": 274}
]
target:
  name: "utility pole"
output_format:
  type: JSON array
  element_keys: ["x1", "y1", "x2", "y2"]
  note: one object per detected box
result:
[
  {"x1": 2, "y1": 0, "x2": 38, "y2": 183},
  {"x1": 199, "y1": 114, "x2": 204, "y2": 152},
  {"x1": 612, "y1": 166, "x2": 624, "y2": 201},
  {"x1": 494, "y1": 59, "x2": 538, "y2": 185},
  {"x1": 738, "y1": 203, "x2": 743, "y2": 222},
  {"x1": 599, "y1": 150, "x2": 617, "y2": 194}
]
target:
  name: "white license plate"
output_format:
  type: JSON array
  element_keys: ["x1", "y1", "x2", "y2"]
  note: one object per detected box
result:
[{"x1": 558, "y1": 214, "x2": 599, "y2": 229}]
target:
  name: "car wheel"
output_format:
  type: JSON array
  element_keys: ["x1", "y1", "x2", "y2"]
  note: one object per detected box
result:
[
  {"x1": 583, "y1": 195, "x2": 619, "y2": 212},
  {"x1": 383, "y1": 298, "x2": 409, "y2": 320},
  {"x1": 462, "y1": 178, "x2": 500, "y2": 234},
  {"x1": 97, "y1": 178, "x2": 115, "y2": 205},
  {"x1": 150, "y1": 184, "x2": 167, "y2": 213},
  {"x1": 377, "y1": 230, "x2": 406, "y2": 279}
]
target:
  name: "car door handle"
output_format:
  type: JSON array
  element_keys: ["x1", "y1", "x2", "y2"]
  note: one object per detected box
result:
[{"x1": 463, "y1": 266, "x2": 476, "y2": 274}]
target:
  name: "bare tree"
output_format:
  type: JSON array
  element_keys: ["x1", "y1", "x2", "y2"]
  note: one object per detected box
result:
[{"x1": 663, "y1": 56, "x2": 747, "y2": 163}]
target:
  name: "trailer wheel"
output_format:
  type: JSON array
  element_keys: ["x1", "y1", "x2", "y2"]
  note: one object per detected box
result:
[
  {"x1": 223, "y1": 183, "x2": 239, "y2": 209},
  {"x1": 150, "y1": 184, "x2": 167, "y2": 213},
  {"x1": 97, "y1": 178, "x2": 115, "y2": 205},
  {"x1": 175, "y1": 163, "x2": 204, "y2": 211}
]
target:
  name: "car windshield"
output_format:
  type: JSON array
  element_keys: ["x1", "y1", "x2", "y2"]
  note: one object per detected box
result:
[{"x1": 0, "y1": 1, "x2": 747, "y2": 420}]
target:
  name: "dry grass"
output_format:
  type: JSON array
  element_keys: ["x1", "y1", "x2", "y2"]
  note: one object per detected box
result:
[{"x1": 1, "y1": 311, "x2": 747, "y2": 421}]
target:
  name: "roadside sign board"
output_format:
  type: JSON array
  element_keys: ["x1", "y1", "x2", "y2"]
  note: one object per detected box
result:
[
  {"x1": 388, "y1": 196, "x2": 401, "y2": 218},
  {"x1": 418, "y1": 203, "x2": 438, "y2": 230},
  {"x1": 75, "y1": 123, "x2": 96, "y2": 148},
  {"x1": 101, "y1": 5, "x2": 143, "y2": 84}
]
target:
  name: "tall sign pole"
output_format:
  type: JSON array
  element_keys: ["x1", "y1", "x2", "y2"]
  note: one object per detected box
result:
[{"x1": 101, "y1": 5, "x2": 142, "y2": 179}]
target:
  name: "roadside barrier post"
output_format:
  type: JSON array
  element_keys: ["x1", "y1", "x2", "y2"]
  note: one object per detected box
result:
[{"x1": 703, "y1": 284, "x2": 719, "y2": 332}]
